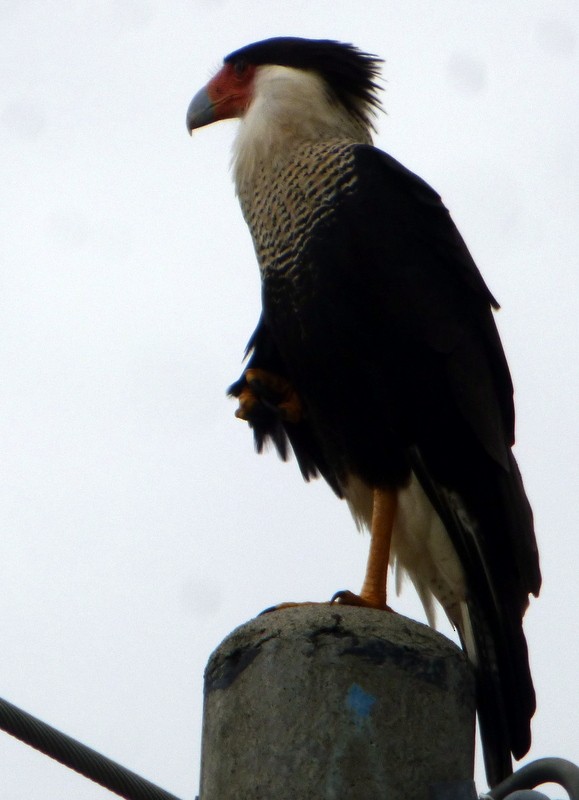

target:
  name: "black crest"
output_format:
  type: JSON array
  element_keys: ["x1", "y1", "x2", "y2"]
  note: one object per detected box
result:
[{"x1": 224, "y1": 37, "x2": 383, "y2": 125}]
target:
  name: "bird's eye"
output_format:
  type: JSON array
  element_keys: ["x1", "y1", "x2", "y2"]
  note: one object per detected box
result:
[{"x1": 233, "y1": 59, "x2": 248, "y2": 78}]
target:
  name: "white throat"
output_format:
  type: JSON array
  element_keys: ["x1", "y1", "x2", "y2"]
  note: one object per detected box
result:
[{"x1": 232, "y1": 65, "x2": 372, "y2": 194}]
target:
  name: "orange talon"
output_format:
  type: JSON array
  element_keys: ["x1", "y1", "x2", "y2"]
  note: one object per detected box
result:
[
  {"x1": 260, "y1": 600, "x2": 323, "y2": 615},
  {"x1": 330, "y1": 590, "x2": 394, "y2": 612},
  {"x1": 245, "y1": 368, "x2": 289, "y2": 394},
  {"x1": 235, "y1": 386, "x2": 259, "y2": 421},
  {"x1": 243, "y1": 368, "x2": 303, "y2": 423}
]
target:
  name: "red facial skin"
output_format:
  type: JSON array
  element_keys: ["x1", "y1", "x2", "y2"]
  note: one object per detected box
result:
[{"x1": 205, "y1": 62, "x2": 257, "y2": 121}]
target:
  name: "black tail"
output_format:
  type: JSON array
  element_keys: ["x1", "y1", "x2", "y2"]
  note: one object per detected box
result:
[{"x1": 408, "y1": 447, "x2": 540, "y2": 787}]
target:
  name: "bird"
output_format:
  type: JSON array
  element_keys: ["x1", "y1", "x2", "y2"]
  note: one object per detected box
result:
[{"x1": 186, "y1": 37, "x2": 541, "y2": 787}]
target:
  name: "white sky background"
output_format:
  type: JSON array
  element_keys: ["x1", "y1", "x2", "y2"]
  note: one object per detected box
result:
[{"x1": 0, "y1": 1, "x2": 578, "y2": 797}]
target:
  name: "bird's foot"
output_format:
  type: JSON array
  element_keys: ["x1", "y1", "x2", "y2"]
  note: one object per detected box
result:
[
  {"x1": 235, "y1": 368, "x2": 302, "y2": 423},
  {"x1": 260, "y1": 594, "x2": 393, "y2": 615},
  {"x1": 234, "y1": 385, "x2": 259, "y2": 421},
  {"x1": 259, "y1": 600, "x2": 325, "y2": 615},
  {"x1": 331, "y1": 590, "x2": 393, "y2": 612}
]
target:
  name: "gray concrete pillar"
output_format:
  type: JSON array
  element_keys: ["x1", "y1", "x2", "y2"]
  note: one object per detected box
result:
[{"x1": 199, "y1": 605, "x2": 475, "y2": 800}]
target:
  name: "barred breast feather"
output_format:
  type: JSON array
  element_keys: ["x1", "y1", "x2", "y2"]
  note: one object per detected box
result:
[{"x1": 237, "y1": 140, "x2": 359, "y2": 280}]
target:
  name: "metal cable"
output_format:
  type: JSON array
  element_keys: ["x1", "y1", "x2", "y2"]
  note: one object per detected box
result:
[
  {"x1": 0, "y1": 695, "x2": 184, "y2": 800},
  {"x1": 487, "y1": 758, "x2": 579, "y2": 800}
]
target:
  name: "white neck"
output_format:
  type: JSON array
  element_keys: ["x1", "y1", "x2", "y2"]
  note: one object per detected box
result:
[{"x1": 232, "y1": 65, "x2": 372, "y2": 194}]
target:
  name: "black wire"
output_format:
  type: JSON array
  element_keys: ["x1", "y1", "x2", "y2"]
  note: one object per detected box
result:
[{"x1": 0, "y1": 695, "x2": 184, "y2": 800}]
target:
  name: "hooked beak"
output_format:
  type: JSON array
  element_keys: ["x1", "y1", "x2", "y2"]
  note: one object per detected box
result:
[
  {"x1": 186, "y1": 63, "x2": 256, "y2": 135},
  {"x1": 186, "y1": 86, "x2": 215, "y2": 134}
]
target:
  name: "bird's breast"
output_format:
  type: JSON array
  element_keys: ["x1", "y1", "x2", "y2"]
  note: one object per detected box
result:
[{"x1": 237, "y1": 139, "x2": 359, "y2": 282}]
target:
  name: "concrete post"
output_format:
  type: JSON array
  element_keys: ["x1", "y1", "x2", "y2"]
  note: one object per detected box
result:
[{"x1": 199, "y1": 605, "x2": 475, "y2": 800}]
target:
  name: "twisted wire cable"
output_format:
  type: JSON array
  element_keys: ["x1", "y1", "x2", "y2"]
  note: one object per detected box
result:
[{"x1": 0, "y1": 695, "x2": 183, "y2": 800}]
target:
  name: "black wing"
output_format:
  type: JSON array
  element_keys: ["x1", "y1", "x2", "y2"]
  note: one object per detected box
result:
[{"x1": 330, "y1": 146, "x2": 540, "y2": 785}]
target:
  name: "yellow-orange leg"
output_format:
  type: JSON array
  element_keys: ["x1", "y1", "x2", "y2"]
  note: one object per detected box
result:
[
  {"x1": 260, "y1": 487, "x2": 397, "y2": 616},
  {"x1": 333, "y1": 487, "x2": 397, "y2": 610}
]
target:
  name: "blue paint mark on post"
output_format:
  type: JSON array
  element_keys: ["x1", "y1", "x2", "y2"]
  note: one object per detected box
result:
[{"x1": 346, "y1": 683, "x2": 377, "y2": 730}]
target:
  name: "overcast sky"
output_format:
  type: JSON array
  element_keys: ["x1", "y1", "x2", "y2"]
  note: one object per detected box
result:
[{"x1": 0, "y1": 1, "x2": 577, "y2": 798}]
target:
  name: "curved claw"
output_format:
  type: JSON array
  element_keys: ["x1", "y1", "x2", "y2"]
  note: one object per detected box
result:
[
  {"x1": 259, "y1": 600, "x2": 322, "y2": 615},
  {"x1": 235, "y1": 386, "x2": 259, "y2": 421},
  {"x1": 331, "y1": 590, "x2": 393, "y2": 612},
  {"x1": 259, "y1": 594, "x2": 394, "y2": 616}
]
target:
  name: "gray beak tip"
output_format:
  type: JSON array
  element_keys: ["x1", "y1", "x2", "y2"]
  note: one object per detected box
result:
[{"x1": 186, "y1": 86, "x2": 215, "y2": 133}]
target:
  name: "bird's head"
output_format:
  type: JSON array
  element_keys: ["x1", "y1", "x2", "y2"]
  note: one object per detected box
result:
[{"x1": 187, "y1": 37, "x2": 383, "y2": 139}]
